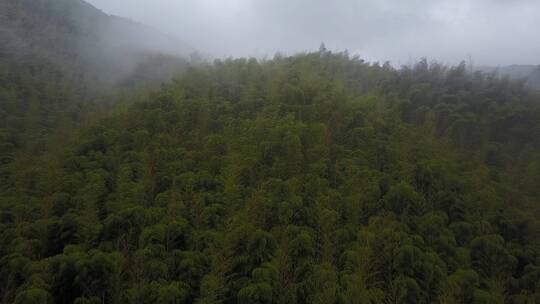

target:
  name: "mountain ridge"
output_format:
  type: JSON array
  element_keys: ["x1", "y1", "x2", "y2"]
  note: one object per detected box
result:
[{"x1": 0, "y1": 0, "x2": 192, "y2": 86}]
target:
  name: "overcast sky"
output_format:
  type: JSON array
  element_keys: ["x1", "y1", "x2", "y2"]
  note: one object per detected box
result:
[{"x1": 86, "y1": 0, "x2": 540, "y2": 66}]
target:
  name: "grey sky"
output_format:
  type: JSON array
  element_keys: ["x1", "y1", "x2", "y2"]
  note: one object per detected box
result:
[{"x1": 86, "y1": 0, "x2": 540, "y2": 65}]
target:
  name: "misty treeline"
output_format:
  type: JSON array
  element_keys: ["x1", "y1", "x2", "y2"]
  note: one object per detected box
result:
[{"x1": 1, "y1": 46, "x2": 540, "y2": 304}]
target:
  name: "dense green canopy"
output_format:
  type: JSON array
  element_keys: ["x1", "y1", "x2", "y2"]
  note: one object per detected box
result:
[{"x1": 1, "y1": 49, "x2": 540, "y2": 303}]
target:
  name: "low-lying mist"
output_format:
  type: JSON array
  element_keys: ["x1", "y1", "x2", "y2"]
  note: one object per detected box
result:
[
  {"x1": 0, "y1": 0, "x2": 195, "y2": 88},
  {"x1": 86, "y1": 0, "x2": 540, "y2": 67}
]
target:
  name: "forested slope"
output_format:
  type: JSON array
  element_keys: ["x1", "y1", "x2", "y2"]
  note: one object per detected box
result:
[
  {"x1": 1, "y1": 50, "x2": 540, "y2": 303},
  {"x1": 0, "y1": 0, "x2": 191, "y2": 202}
]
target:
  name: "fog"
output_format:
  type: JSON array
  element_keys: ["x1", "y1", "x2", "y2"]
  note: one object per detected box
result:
[{"x1": 85, "y1": 0, "x2": 539, "y2": 66}]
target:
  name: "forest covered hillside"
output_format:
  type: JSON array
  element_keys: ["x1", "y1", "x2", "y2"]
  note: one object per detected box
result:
[
  {"x1": 2, "y1": 1, "x2": 540, "y2": 303},
  {"x1": 1, "y1": 50, "x2": 540, "y2": 303},
  {"x1": 0, "y1": 0, "x2": 191, "y2": 199}
]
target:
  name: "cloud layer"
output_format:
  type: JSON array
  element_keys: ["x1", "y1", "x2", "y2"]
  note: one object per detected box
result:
[{"x1": 86, "y1": 0, "x2": 540, "y2": 65}]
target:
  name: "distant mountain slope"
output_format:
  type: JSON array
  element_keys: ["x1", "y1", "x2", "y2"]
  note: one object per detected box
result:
[
  {"x1": 477, "y1": 64, "x2": 540, "y2": 90},
  {"x1": 0, "y1": 0, "x2": 192, "y2": 190},
  {"x1": 0, "y1": 0, "x2": 192, "y2": 85},
  {"x1": 526, "y1": 66, "x2": 540, "y2": 90}
]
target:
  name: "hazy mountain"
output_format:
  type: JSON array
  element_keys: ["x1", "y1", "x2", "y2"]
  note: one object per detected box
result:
[
  {"x1": 0, "y1": 0, "x2": 192, "y2": 85},
  {"x1": 526, "y1": 66, "x2": 540, "y2": 90},
  {"x1": 476, "y1": 64, "x2": 540, "y2": 90},
  {"x1": 0, "y1": 0, "x2": 193, "y2": 182}
]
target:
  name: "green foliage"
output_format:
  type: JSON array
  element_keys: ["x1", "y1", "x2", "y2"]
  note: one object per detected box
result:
[
  {"x1": 2, "y1": 49, "x2": 540, "y2": 303},
  {"x1": 237, "y1": 283, "x2": 273, "y2": 304},
  {"x1": 13, "y1": 288, "x2": 50, "y2": 304},
  {"x1": 157, "y1": 282, "x2": 189, "y2": 304}
]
